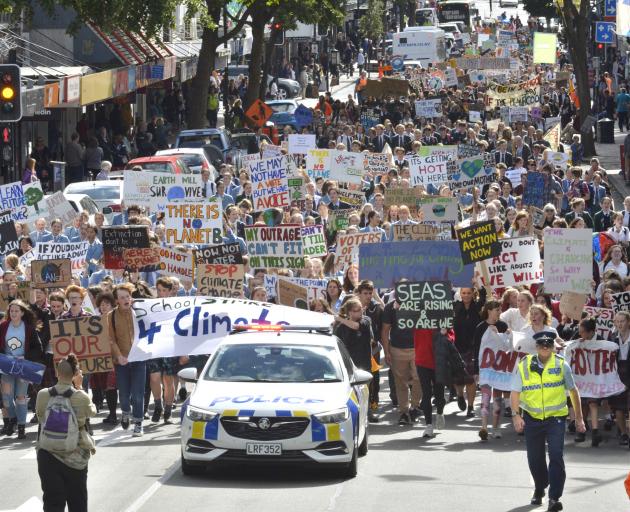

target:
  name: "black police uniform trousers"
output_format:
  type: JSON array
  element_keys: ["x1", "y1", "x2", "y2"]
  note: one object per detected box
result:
[{"x1": 37, "y1": 449, "x2": 88, "y2": 512}]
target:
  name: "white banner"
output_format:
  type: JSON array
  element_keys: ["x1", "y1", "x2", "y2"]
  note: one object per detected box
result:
[
  {"x1": 478, "y1": 330, "x2": 536, "y2": 392},
  {"x1": 564, "y1": 339, "x2": 627, "y2": 398},
  {"x1": 36, "y1": 241, "x2": 89, "y2": 275},
  {"x1": 129, "y1": 297, "x2": 333, "y2": 361},
  {"x1": 122, "y1": 172, "x2": 203, "y2": 211}
]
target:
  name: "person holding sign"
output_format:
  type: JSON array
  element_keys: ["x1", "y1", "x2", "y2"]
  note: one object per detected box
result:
[
  {"x1": 612, "y1": 311, "x2": 630, "y2": 446},
  {"x1": 510, "y1": 331, "x2": 585, "y2": 512}
]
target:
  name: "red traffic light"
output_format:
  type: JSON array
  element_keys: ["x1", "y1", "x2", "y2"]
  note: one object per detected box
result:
[
  {"x1": 2, "y1": 127, "x2": 10, "y2": 143},
  {"x1": 272, "y1": 22, "x2": 282, "y2": 31},
  {"x1": 597, "y1": 43, "x2": 604, "y2": 49}
]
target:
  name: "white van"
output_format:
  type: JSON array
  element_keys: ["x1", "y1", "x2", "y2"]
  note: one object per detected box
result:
[{"x1": 392, "y1": 27, "x2": 447, "y2": 64}]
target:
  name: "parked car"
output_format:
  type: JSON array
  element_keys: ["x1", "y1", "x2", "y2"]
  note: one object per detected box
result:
[
  {"x1": 155, "y1": 148, "x2": 219, "y2": 179},
  {"x1": 125, "y1": 156, "x2": 192, "y2": 174},
  {"x1": 174, "y1": 128, "x2": 238, "y2": 165},
  {"x1": 266, "y1": 100, "x2": 299, "y2": 130},
  {"x1": 63, "y1": 181, "x2": 122, "y2": 223},
  {"x1": 44, "y1": 193, "x2": 104, "y2": 224},
  {"x1": 224, "y1": 65, "x2": 300, "y2": 99}
]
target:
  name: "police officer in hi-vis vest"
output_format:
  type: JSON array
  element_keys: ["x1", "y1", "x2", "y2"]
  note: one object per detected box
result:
[{"x1": 510, "y1": 331, "x2": 586, "y2": 512}]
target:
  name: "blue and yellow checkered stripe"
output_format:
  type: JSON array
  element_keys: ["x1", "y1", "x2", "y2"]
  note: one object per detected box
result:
[{"x1": 311, "y1": 392, "x2": 359, "y2": 442}]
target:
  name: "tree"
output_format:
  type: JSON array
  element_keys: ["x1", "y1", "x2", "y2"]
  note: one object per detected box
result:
[
  {"x1": 522, "y1": 0, "x2": 557, "y2": 21},
  {"x1": 358, "y1": 0, "x2": 385, "y2": 42},
  {"x1": 558, "y1": 0, "x2": 596, "y2": 156}
]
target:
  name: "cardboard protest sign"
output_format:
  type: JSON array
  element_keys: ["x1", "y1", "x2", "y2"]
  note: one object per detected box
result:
[
  {"x1": 543, "y1": 228, "x2": 592, "y2": 294},
  {"x1": 612, "y1": 291, "x2": 630, "y2": 313},
  {"x1": 248, "y1": 156, "x2": 290, "y2": 210},
  {"x1": 584, "y1": 306, "x2": 615, "y2": 339},
  {"x1": 364, "y1": 153, "x2": 390, "y2": 174},
  {"x1": 414, "y1": 99, "x2": 443, "y2": 118},
  {"x1": 335, "y1": 232, "x2": 382, "y2": 267},
  {"x1": 447, "y1": 154, "x2": 497, "y2": 190},
  {"x1": 50, "y1": 316, "x2": 113, "y2": 373},
  {"x1": 0, "y1": 281, "x2": 30, "y2": 311},
  {"x1": 277, "y1": 277, "x2": 309, "y2": 309},
  {"x1": 102, "y1": 226, "x2": 150, "y2": 270},
  {"x1": 330, "y1": 151, "x2": 364, "y2": 185},
  {"x1": 408, "y1": 153, "x2": 450, "y2": 188},
  {"x1": 417, "y1": 196, "x2": 458, "y2": 223},
  {"x1": 522, "y1": 171, "x2": 549, "y2": 208},
  {"x1": 393, "y1": 223, "x2": 446, "y2": 241},
  {"x1": 529, "y1": 205, "x2": 545, "y2": 228},
  {"x1": 123, "y1": 247, "x2": 161, "y2": 271},
  {"x1": 129, "y1": 297, "x2": 332, "y2": 361},
  {"x1": 123, "y1": 172, "x2": 203, "y2": 211},
  {"x1": 196, "y1": 263, "x2": 244, "y2": 298},
  {"x1": 164, "y1": 199, "x2": 223, "y2": 245},
  {"x1": 305, "y1": 149, "x2": 331, "y2": 180},
  {"x1": 395, "y1": 281, "x2": 454, "y2": 329},
  {"x1": 456, "y1": 221, "x2": 501, "y2": 265},
  {"x1": 0, "y1": 209, "x2": 18, "y2": 255},
  {"x1": 417, "y1": 145, "x2": 458, "y2": 161},
  {"x1": 479, "y1": 329, "x2": 533, "y2": 392},
  {"x1": 288, "y1": 134, "x2": 316, "y2": 154},
  {"x1": 359, "y1": 240, "x2": 473, "y2": 288},
  {"x1": 287, "y1": 277, "x2": 327, "y2": 302},
  {"x1": 157, "y1": 247, "x2": 194, "y2": 280},
  {"x1": 195, "y1": 243, "x2": 243, "y2": 265},
  {"x1": 31, "y1": 258, "x2": 72, "y2": 288},
  {"x1": 36, "y1": 241, "x2": 89, "y2": 275},
  {"x1": 481, "y1": 237, "x2": 542, "y2": 288},
  {"x1": 384, "y1": 188, "x2": 425, "y2": 216},
  {"x1": 455, "y1": 57, "x2": 511, "y2": 69},
  {"x1": 0, "y1": 182, "x2": 27, "y2": 222},
  {"x1": 45, "y1": 192, "x2": 76, "y2": 226},
  {"x1": 301, "y1": 225, "x2": 327, "y2": 257},
  {"x1": 565, "y1": 339, "x2": 626, "y2": 398},
  {"x1": 559, "y1": 292, "x2": 588, "y2": 321},
  {"x1": 244, "y1": 225, "x2": 304, "y2": 269},
  {"x1": 337, "y1": 182, "x2": 365, "y2": 209}
]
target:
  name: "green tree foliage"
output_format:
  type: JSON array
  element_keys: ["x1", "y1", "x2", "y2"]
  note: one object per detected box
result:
[
  {"x1": 359, "y1": 0, "x2": 384, "y2": 42},
  {"x1": 522, "y1": 0, "x2": 557, "y2": 20}
]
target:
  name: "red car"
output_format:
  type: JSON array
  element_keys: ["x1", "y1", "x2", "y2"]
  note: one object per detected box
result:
[{"x1": 125, "y1": 156, "x2": 192, "y2": 174}]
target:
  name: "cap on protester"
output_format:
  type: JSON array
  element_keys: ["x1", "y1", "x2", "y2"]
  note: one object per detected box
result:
[{"x1": 533, "y1": 332, "x2": 555, "y2": 347}]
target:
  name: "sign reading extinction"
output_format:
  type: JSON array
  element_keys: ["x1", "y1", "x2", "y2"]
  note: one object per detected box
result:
[
  {"x1": 395, "y1": 281, "x2": 454, "y2": 329},
  {"x1": 456, "y1": 221, "x2": 501, "y2": 265},
  {"x1": 102, "y1": 226, "x2": 150, "y2": 270}
]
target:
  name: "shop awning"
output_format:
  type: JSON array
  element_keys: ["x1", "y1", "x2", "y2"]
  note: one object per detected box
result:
[
  {"x1": 20, "y1": 66, "x2": 92, "y2": 79},
  {"x1": 88, "y1": 24, "x2": 173, "y2": 66}
]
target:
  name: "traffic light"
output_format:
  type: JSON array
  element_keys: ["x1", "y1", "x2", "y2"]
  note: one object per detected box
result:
[
  {"x1": 0, "y1": 64, "x2": 21, "y2": 122},
  {"x1": 272, "y1": 22, "x2": 284, "y2": 46}
]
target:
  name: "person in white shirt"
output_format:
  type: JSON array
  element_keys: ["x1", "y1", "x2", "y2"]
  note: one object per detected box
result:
[
  {"x1": 95, "y1": 160, "x2": 112, "y2": 181},
  {"x1": 500, "y1": 290, "x2": 534, "y2": 332},
  {"x1": 607, "y1": 212, "x2": 630, "y2": 247},
  {"x1": 601, "y1": 244, "x2": 629, "y2": 277}
]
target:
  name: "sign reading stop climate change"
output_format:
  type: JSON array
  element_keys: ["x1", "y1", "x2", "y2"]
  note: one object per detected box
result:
[
  {"x1": 395, "y1": 281, "x2": 454, "y2": 329},
  {"x1": 50, "y1": 316, "x2": 112, "y2": 373}
]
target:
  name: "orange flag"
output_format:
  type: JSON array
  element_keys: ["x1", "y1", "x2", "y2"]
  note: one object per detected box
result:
[{"x1": 569, "y1": 80, "x2": 580, "y2": 109}]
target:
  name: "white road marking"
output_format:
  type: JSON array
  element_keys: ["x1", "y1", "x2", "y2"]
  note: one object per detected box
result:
[
  {"x1": 19, "y1": 449, "x2": 36, "y2": 460},
  {"x1": 122, "y1": 460, "x2": 181, "y2": 512},
  {"x1": 0, "y1": 496, "x2": 43, "y2": 512},
  {"x1": 325, "y1": 482, "x2": 345, "y2": 512}
]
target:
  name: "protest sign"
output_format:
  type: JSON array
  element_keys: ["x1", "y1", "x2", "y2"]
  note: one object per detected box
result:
[
  {"x1": 195, "y1": 243, "x2": 243, "y2": 265},
  {"x1": 164, "y1": 200, "x2": 223, "y2": 245},
  {"x1": 546, "y1": 151, "x2": 571, "y2": 170},
  {"x1": 0, "y1": 354, "x2": 45, "y2": 384},
  {"x1": 384, "y1": 188, "x2": 425, "y2": 216},
  {"x1": 395, "y1": 281, "x2": 454, "y2": 329},
  {"x1": 417, "y1": 145, "x2": 458, "y2": 161},
  {"x1": 469, "y1": 110, "x2": 481, "y2": 123},
  {"x1": 102, "y1": 226, "x2": 150, "y2": 270},
  {"x1": 305, "y1": 149, "x2": 331, "y2": 180},
  {"x1": 293, "y1": 104, "x2": 313, "y2": 128},
  {"x1": 128, "y1": 297, "x2": 333, "y2": 361},
  {"x1": 414, "y1": 99, "x2": 443, "y2": 118},
  {"x1": 327, "y1": 210, "x2": 352, "y2": 233},
  {"x1": 196, "y1": 263, "x2": 245, "y2": 298},
  {"x1": 157, "y1": 247, "x2": 194, "y2": 280},
  {"x1": 249, "y1": 156, "x2": 290, "y2": 210},
  {"x1": 533, "y1": 32, "x2": 557, "y2": 64},
  {"x1": 612, "y1": 291, "x2": 630, "y2": 313},
  {"x1": 288, "y1": 176, "x2": 307, "y2": 210},
  {"x1": 408, "y1": 153, "x2": 450, "y2": 188},
  {"x1": 0, "y1": 182, "x2": 27, "y2": 222},
  {"x1": 277, "y1": 278, "x2": 309, "y2": 309},
  {"x1": 0, "y1": 281, "x2": 30, "y2": 311},
  {"x1": 360, "y1": 108, "x2": 380, "y2": 130},
  {"x1": 244, "y1": 225, "x2": 304, "y2": 269},
  {"x1": 335, "y1": 232, "x2": 382, "y2": 267},
  {"x1": 584, "y1": 306, "x2": 615, "y2": 339},
  {"x1": 301, "y1": 225, "x2": 327, "y2": 257},
  {"x1": 529, "y1": 205, "x2": 545, "y2": 228},
  {"x1": 359, "y1": 240, "x2": 473, "y2": 288},
  {"x1": 288, "y1": 134, "x2": 316, "y2": 154},
  {"x1": 122, "y1": 247, "x2": 161, "y2": 271},
  {"x1": 457, "y1": 143, "x2": 481, "y2": 158},
  {"x1": 19, "y1": 249, "x2": 35, "y2": 271},
  {"x1": 22, "y1": 181, "x2": 47, "y2": 226},
  {"x1": 522, "y1": 171, "x2": 550, "y2": 208},
  {"x1": 0, "y1": 209, "x2": 18, "y2": 255},
  {"x1": 482, "y1": 237, "x2": 542, "y2": 288},
  {"x1": 478, "y1": 329, "x2": 533, "y2": 391},
  {"x1": 330, "y1": 151, "x2": 364, "y2": 185},
  {"x1": 559, "y1": 292, "x2": 588, "y2": 321},
  {"x1": 262, "y1": 144, "x2": 283, "y2": 158},
  {"x1": 456, "y1": 221, "x2": 501, "y2": 265},
  {"x1": 287, "y1": 277, "x2": 328, "y2": 302},
  {"x1": 122, "y1": 172, "x2": 203, "y2": 211},
  {"x1": 509, "y1": 106, "x2": 529, "y2": 123},
  {"x1": 543, "y1": 228, "x2": 592, "y2": 294},
  {"x1": 50, "y1": 316, "x2": 113, "y2": 373},
  {"x1": 364, "y1": 153, "x2": 390, "y2": 174},
  {"x1": 337, "y1": 182, "x2": 365, "y2": 209},
  {"x1": 417, "y1": 196, "x2": 458, "y2": 223},
  {"x1": 455, "y1": 57, "x2": 511, "y2": 69},
  {"x1": 447, "y1": 154, "x2": 496, "y2": 190},
  {"x1": 36, "y1": 241, "x2": 89, "y2": 275},
  {"x1": 565, "y1": 339, "x2": 626, "y2": 398},
  {"x1": 393, "y1": 223, "x2": 447, "y2": 241},
  {"x1": 31, "y1": 258, "x2": 72, "y2": 288},
  {"x1": 45, "y1": 192, "x2": 76, "y2": 226}
]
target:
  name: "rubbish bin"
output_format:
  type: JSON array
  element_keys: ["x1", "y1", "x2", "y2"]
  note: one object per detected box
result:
[{"x1": 597, "y1": 118, "x2": 615, "y2": 144}]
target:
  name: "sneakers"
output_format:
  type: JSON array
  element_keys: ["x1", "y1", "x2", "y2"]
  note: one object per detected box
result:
[
  {"x1": 422, "y1": 424, "x2": 434, "y2": 438},
  {"x1": 591, "y1": 431, "x2": 603, "y2": 447},
  {"x1": 133, "y1": 422, "x2": 143, "y2": 437},
  {"x1": 493, "y1": 430, "x2": 502, "y2": 439},
  {"x1": 409, "y1": 407, "x2": 421, "y2": 423},
  {"x1": 151, "y1": 406, "x2": 163, "y2": 423},
  {"x1": 121, "y1": 413, "x2": 130, "y2": 430},
  {"x1": 368, "y1": 412, "x2": 379, "y2": 423},
  {"x1": 466, "y1": 406, "x2": 475, "y2": 418},
  {"x1": 478, "y1": 428, "x2": 488, "y2": 441},
  {"x1": 619, "y1": 433, "x2": 629, "y2": 446},
  {"x1": 530, "y1": 490, "x2": 545, "y2": 506},
  {"x1": 567, "y1": 420, "x2": 576, "y2": 434},
  {"x1": 547, "y1": 499, "x2": 563, "y2": 511},
  {"x1": 436, "y1": 414, "x2": 445, "y2": 430},
  {"x1": 575, "y1": 432, "x2": 586, "y2": 443},
  {"x1": 398, "y1": 412, "x2": 411, "y2": 425},
  {"x1": 457, "y1": 396, "x2": 466, "y2": 411},
  {"x1": 17, "y1": 424, "x2": 26, "y2": 440}
]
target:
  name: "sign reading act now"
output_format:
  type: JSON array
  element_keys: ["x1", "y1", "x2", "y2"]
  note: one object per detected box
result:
[{"x1": 456, "y1": 220, "x2": 501, "y2": 265}]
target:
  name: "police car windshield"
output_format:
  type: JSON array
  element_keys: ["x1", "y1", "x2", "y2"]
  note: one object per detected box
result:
[{"x1": 204, "y1": 343, "x2": 343, "y2": 383}]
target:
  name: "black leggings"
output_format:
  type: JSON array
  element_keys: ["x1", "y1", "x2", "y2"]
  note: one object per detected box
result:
[{"x1": 416, "y1": 366, "x2": 445, "y2": 425}]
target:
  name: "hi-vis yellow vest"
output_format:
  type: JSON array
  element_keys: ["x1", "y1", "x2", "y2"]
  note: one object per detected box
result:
[{"x1": 518, "y1": 354, "x2": 569, "y2": 420}]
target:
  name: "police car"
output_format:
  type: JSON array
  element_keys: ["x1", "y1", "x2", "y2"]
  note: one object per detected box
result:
[{"x1": 178, "y1": 325, "x2": 372, "y2": 478}]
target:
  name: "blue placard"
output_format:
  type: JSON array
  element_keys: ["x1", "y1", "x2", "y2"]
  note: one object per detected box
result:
[
  {"x1": 391, "y1": 56, "x2": 404, "y2": 72},
  {"x1": 522, "y1": 171, "x2": 549, "y2": 209},
  {"x1": 605, "y1": 0, "x2": 616, "y2": 17},
  {"x1": 358, "y1": 240, "x2": 473, "y2": 289},
  {"x1": 0, "y1": 354, "x2": 45, "y2": 384},
  {"x1": 595, "y1": 22, "x2": 616, "y2": 44},
  {"x1": 294, "y1": 104, "x2": 313, "y2": 128}
]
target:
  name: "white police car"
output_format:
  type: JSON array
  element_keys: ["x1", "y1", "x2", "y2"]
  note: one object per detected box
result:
[{"x1": 178, "y1": 325, "x2": 372, "y2": 478}]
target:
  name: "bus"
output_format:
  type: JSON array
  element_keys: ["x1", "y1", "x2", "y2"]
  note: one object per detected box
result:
[{"x1": 436, "y1": 0, "x2": 476, "y2": 28}]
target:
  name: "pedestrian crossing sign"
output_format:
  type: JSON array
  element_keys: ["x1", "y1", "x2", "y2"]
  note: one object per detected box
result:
[{"x1": 595, "y1": 22, "x2": 616, "y2": 43}]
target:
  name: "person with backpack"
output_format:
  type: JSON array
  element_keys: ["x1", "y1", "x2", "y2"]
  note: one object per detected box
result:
[
  {"x1": 1, "y1": 299, "x2": 43, "y2": 439},
  {"x1": 36, "y1": 353, "x2": 96, "y2": 512}
]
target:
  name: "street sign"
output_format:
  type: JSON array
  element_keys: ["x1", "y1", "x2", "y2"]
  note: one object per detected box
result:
[
  {"x1": 605, "y1": 0, "x2": 616, "y2": 17},
  {"x1": 595, "y1": 22, "x2": 616, "y2": 44},
  {"x1": 245, "y1": 99, "x2": 273, "y2": 128}
]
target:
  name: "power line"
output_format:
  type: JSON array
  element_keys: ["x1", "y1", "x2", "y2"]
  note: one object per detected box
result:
[
  {"x1": 27, "y1": 28, "x2": 102, "y2": 70},
  {"x1": 2, "y1": 36, "x2": 78, "y2": 74}
]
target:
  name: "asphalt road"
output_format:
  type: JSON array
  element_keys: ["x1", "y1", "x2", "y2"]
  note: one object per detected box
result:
[{"x1": 1, "y1": 384, "x2": 627, "y2": 512}]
